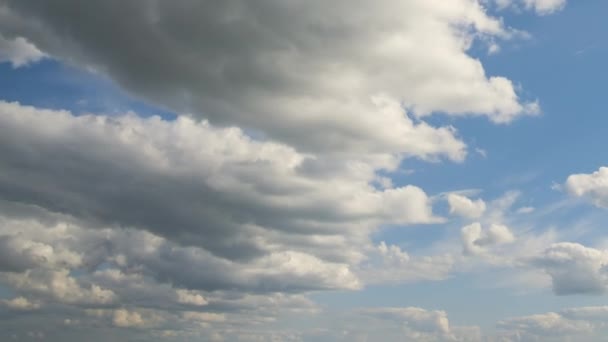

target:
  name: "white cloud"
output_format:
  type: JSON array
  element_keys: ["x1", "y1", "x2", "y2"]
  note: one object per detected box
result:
[
  {"x1": 461, "y1": 222, "x2": 515, "y2": 256},
  {"x1": 86, "y1": 308, "x2": 166, "y2": 329},
  {"x1": 497, "y1": 306, "x2": 608, "y2": 340},
  {"x1": 356, "y1": 242, "x2": 454, "y2": 285},
  {"x1": 112, "y1": 309, "x2": 146, "y2": 328},
  {"x1": 0, "y1": 1, "x2": 578, "y2": 340},
  {"x1": 361, "y1": 307, "x2": 450, "y2": 334},
  {"x1": 0, "y1": 33, "x2": 44, "y2": 67},
  {"x1": 498, "y1": 312, "x2": 593, "y2": 338},
  {"x1": 0, "y1": 0, "x2": 538, "y2": 160},
  {"x1": 0, "y1": 101, "x2": 441, "y2": 270},
  {"x1": 1, "y1": 296, "x2": 40, "y2": 311},
  {"x1": 0, "y1": 234, "x2": 81, "y2": 272},
  {"x1": 175, "y1": 289, "x2": 208, "y2": 307},
  {"x1": 358, "y1": 307, "x2": 483, "y2": 341},
  {"x1": 524, "y1": 0, "x2": 567, "y2": 14},
  {"x1": 4, "y1": 269, "x2": 116, "y2": 305},
  {"x1": 495, "y1": 0, "x2": 567, "y2": 14},
  {"x1": 531, "y1": 242, "x2": 608, "y2": 295},
  {"x1": 516, "y1": 206, "x2": 535, "y2": 214},
  {"x1": 565, "y1": 166, "x2": 608, "y2": 208},
  {"x1": 448, "y1": 194, "x2": 487, "y2": 219}
]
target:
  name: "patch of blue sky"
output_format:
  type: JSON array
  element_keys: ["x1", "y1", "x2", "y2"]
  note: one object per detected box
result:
[
  {"x1": 0, "y1": 59, "x2": 175, "y2": 119},
  {"x1": 383, "y1": 0, "x2": 608, "y2": 242},
  {"x1": 313, "y1": 273, "x2": 608, "y2": 331}
]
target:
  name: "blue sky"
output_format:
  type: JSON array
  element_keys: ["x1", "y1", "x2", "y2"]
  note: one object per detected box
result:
[{"x1": 2, "y1": 1, "x2": 608, "y2": 341}]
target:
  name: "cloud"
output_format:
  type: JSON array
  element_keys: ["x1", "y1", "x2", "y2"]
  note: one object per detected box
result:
[
  {"x1": 448, "y1": 194, "x2": 487, "y2": 219},
  {"x1": 524, "y1": 0, "x2": 567, "y2": 14},
  {"x1": 356, "y1": 242, "x2": 454, "y2": 285},
  {"x1": 175, "y1": 289, "x2": 207, "y2": 307},
  {"x1": 0, "y1": 234, "x2": 81, "y2": 272},
  {"x1": 4, "y1": 269, "x2": 117, "y2": 305},
  {"x1": 0, "y1": 0, "x2": 537, "y2": 160},
  {"x1": 0, "y1": 207, "x2": 326, "y2": 339},
  {"x1": 461, "y1": 222, "x2": 515, "y2": 256},
  {"x1": 516, "y1": 206, "x2": 535, "y2": 214},
  {"x1": 112, "y1": 309, "x2": 146, "y2": 328},
  {"x1": 361, "y1": 307, "x2": 450, "y2": 334},
  {"x1": 0, "y1": 33, "x2": 44, "y2": 67},
  {"x1": 498, "y1": 312, "x2": 593, "y2": 339},
  {"x1": 0, "y1": 101, "x2": 440, "y2": 268},
  {"x1": 565, "y1": 166, "x2": 608, "y2": 208},
  {"x1": 495, "y1": 0, "x2": 567, "y2": 15},
  {"x1": 0, "y1": 2, "x2": 576, "y2": 340},
  {"x1": 497, "y1": 306, "x2": 608, "y2": 340},
  {"x1": 531, "y1": 242, "x2": 608, "y2": 295},
  {"x1": 1, "y1": 296, "x2": 41, "y2": 311},
  {"x1": 357, "y1": 307, "x2": 483, "y2": 341}
]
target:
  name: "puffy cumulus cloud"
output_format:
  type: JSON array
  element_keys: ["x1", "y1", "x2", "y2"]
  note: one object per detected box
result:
[
  {"x1": 531, "y1": 242, "x2": 608, "y2": 295},
  {"x1": 0, "y1": 207, "x2": 358, "y2": 298},
  {"x1": 447, "y1": 194, "x2": 486, "y2": 219},
  {"x1": 565, "y1": 166, "x2": 608, "y2": 208},
  {"x1": 0, "y1": 234, "x2": 81, "y2": 272},
  {"x1": 0, "y1": 208, "x2": 325, "y2": 340},
  {"x1": 0, "y1": 101, "x2": 440, "y2": 265},
  {"x1": 112, "y1": 309, "x2": 147, "y2": 328},
  {"x1": 461, "y1": 222, "x2": 515, "y2": 256},
  {"x1": 3, "y1": 269, "x2": 117, "y2": 305},
  {"x1": 0, "y1": 33, "x2": 44, "y2": 67},
  {"x1": 175, "y1": 289, "x2": 208, "y2": 307},
  {"x1": 0, "y1": 0, "x2": 537, "y2": 157}
]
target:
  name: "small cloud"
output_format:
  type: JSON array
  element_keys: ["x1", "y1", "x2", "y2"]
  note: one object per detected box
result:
[
  {"x1": 0, "y1": 34, "x2": 46, "y2": 68},
  {"x1": 488, "y1": 43, "x2": 501, "y2": 55},
  {"x1": 475, "y1": 148, "x2": 487, "y2": 158},
  {"x1": 551, "y1": 182, "x2": 563, "y2": 191},
  {"x1": 516, "y1": 206, "x2": 535, "y2": 214}
]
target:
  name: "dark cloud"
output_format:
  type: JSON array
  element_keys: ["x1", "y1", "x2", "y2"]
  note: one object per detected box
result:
[{"x1": 0, "y1": 0, "x2": 535, "y2": 158}]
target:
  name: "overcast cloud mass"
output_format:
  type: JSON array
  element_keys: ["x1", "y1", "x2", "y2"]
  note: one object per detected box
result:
[{"x1": 2, "y1": 0, "x2": 608, "y2": 341}]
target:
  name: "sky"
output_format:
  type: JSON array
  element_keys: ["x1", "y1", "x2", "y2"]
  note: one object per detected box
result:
[{"x1": 2, "y1": 0, "x2": 608, "y2": 341}]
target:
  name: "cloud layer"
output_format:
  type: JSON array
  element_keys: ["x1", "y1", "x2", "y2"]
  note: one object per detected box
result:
[{"x1": 0, "y1": 0, "x2": 539, "y2": 158}]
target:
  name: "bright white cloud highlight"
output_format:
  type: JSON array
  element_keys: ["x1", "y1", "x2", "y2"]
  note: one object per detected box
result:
[
  {"x1": 461, "y1": 222, "x2": 515, "y2": 255},
  {"x1": 0, "y1": 33, "x2": 44, "y2": 67},
  {"x1": 566, "y1": 166, "x2": 608, "y2": 208},
  {"x1": 532, "y1": 242, "x2": 608, "y2": 295},
  {"x1": 448, "y1": 193, "x2": 487, "y2": 219}
]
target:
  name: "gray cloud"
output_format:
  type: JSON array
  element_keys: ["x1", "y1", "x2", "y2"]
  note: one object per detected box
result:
[
  {"x1": 0, "y1": 0, "x2": 537, "y2": 159},
  {"x1": 0, "y1": 101, "x2": 439, "y2": 265},
  {"x1": 530, "y1": 242, "x2": 608, "y2": 295},
  {"x1": 0, "y1": 1, "x2": 569, "y2": 340}
]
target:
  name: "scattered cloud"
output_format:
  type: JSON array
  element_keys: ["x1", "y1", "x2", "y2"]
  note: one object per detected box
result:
[
  {"x1": 495, "y1": 0, "x2": 567, "y2": 15},
  {"x1": 461, "y1": 222, "x2": 515, "y2": 256},
  {"x1": 0, "y1": 33, "x2": 44, "y2": 67},
  {"x1": 565, "y1": 166, "x2": 608, "y2": 208},
  {"x1": 531, "y1": 242, "x2": 608, "y2": 295},
  {"x1": 448, "y1": 194, "x2": 487, "y2": 219}
]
